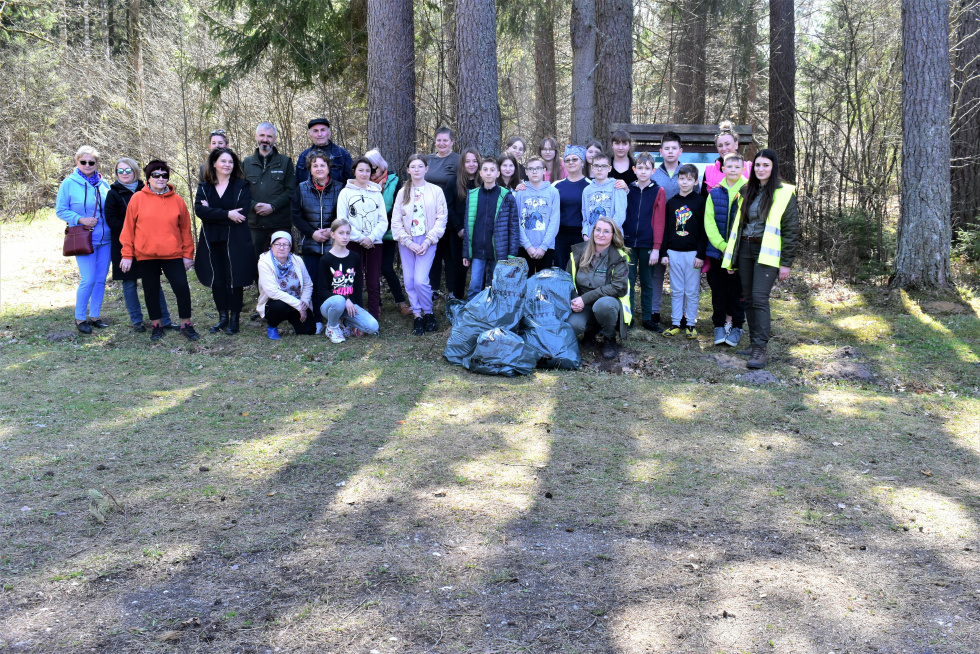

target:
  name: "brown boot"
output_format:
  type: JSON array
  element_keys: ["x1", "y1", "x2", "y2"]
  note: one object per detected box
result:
[{"x1": 746, "y1": 346, "x2": 768, "y2": 369}]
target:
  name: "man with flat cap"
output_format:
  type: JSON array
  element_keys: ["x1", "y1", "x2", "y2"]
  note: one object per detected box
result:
[{"x1": 295, "y1": 117, "x2": 353, "y2": 186}]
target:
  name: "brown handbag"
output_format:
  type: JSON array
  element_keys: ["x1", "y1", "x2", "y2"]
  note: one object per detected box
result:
[{"x1": 63, "y1": 225, "x2": 94, "y2": 257}]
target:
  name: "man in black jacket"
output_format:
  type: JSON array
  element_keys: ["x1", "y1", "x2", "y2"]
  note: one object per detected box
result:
[
  {"x1": 243, "y1": 122, "x2": 297, "y2": 258},
  {"x1": 295, "y1": 117, "x2": 353, "y2": 186}
]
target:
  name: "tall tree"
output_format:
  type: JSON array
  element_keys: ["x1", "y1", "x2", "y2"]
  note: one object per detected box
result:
[
  {"x1": 441, "y1": 0, "x2": 459, "y2": 133},
  {"x1": 893, "y1": 0, "x2": 951, "y2": 288},
  {"x1": 455, "y1": 0, "x2": 500, "y2": 155},
  {"x1": 673, "y1": 0, "x2": 710, "y2": 123},
  {"x1": 950, "y1": 0, "x2": 980, "y2": 231},
  {"x1": 533, "y1": 2, "x2": 558, "y2": 141},
  {"x1": 367, "y1": 0, "x2": 415, "y2": 174},
  {"x1": 769, "y1": 0, "x2": 796, "y2": 182},
  {"x1": 570, "y1": 0, "x2": 597, "y2": 143},
  {"x1": 594, "y1": 0, "x2": 633, "y2": 141}
]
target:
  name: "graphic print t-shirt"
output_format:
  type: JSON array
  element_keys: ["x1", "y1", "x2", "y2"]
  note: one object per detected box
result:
[
  {"x1": 317, "y1": 250, "x2": 364, "y2": 309},
  {"x1": 410, "y1": 187, "x2": 426, "y2": 237},
  {"x1": 662, "y1": 192, "x2": 707, "y2": 255}
]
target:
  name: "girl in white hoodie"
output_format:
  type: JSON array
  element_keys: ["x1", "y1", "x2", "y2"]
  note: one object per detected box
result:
[{"x1": 337, "y1": 157, "x2": 388, "y2": 319}]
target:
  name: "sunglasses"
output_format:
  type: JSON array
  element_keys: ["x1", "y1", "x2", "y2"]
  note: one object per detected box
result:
[
  {"x1": 150, "y1": 171, "x2": 170, "y2": 179},
  {"x1": 210, "y1": 130, "x2": 226, "y2": 137},
  {"x1": 116, "y1": 168, "x2": 133, "y2": 175},
  {"x1": 78, "y1": 160, "x2": 97, "y2": 166}
]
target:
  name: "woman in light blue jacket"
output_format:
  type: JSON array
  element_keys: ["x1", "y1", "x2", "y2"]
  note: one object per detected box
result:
[{"x1": 56, "y1": 146, "x2": 112, "y2": 334}]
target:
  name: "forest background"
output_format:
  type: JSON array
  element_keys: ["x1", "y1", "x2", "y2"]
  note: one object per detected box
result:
[{"x1": 0, "y1": 0, "x2": 977, "y2": 288}]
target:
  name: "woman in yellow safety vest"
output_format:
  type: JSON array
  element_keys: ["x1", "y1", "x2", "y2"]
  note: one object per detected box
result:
[
  {"x1": 721, "y1": 148, "x2": 799, "y2": 370},
  {"x1": 567, "y1": 217, "x2": 632, "y2": 360}
]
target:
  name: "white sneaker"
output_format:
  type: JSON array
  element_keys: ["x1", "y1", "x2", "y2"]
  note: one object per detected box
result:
[
  {"x1": 326, "y1": 324, "x2": 345, "y2": 344},
  {"x1": 315, "y1": 322, "x2": 324, "y2": 335}
]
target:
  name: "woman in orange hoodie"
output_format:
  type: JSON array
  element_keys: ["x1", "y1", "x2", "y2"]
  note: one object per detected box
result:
[{"x1": 120, "y1": 160, "x2": 199, "y2": 342}]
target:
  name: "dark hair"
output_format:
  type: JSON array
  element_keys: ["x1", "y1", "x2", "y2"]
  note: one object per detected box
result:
[
  {"x1": 434, "y1": 126, "x2": 454, "y2": 141},
  {"x1": 143, "y1": 159, "x2": 170, "y2": 178},
  {"x1": 304, "y1": 148, "x2": 330, "y2": 171},
  {"x1": 504, "y1": 135, "x2": 527, "y2": 157},
  {"x1": 677, "y1": 163, "x2": 699, "y2": 179},
  {"x1": 351, "y1": 156, "x2": 373, "y2": 176},
  {"x1": 538, "y1": 137, "x2": 565, "y2": 181},
  {"x1": 399, "y1": 153, "x2": 428, "y2": 206},
  {"x1": 611, "y1": 129, "x2": 632, "y2": 145},
  {"x1": 496, "y1": 153, "x2": 520, "y2": 190},
  {"x1": 203, "y1": 148, "x2": 244, "y2": 185},
  {"x1": 740, "y1": 148, "x2": 782, "y2": 226},
  {"x1": 661, "y1": 131, "x2": 682, "y2": 147},
  {"x1": 591, "y1": 151, "x2": 611, "y2": 167},
  {"x1": 457, "y1": 147, "x2": 482, "y2": 201},
  {"x1": 481, "y1": 157, "x2": 499, "y2": 168}
]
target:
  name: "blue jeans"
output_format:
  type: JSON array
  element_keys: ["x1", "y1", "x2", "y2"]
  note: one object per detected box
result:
[
  {"x1": 122, "y1": 279, "x2": 172, "y2": 326},
  {"x1": 319, "y1": 295, "x2": 380, "y2": 334},
  {"x1": 74, "y1": 243, "x2": 111, "y2": 321},
  {"x1": 466, "y1": 258, "x2": 496, "y2": 301}
]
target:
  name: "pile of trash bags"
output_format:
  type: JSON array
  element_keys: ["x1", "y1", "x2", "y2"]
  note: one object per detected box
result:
[{"x1": 444, "y1": 258, "x2": 581, "y2": 376}]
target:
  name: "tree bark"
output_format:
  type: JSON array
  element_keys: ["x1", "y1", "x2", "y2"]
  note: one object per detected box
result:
[
  {"x1": 950, "y1": 0, "x2": 980, "y2": 231},
  {"x1": 594, "y1": 0, "x2": 633, "y2": 141},
  {"x1": 570, "y1": 0, "x2": 597, "y2": 144},
  {"x1": 893, "y1": 0, "x2": 952, "y2": 288},
  {"x1": 83, "y1": 0, "x2": 91, "y2": 53},
  {"x1": 367, "y1": 0, "x2": 416, "y2": 175},
  {"x1": 101, "y1": 0, "x2": 110, "y2": 59},
  {"x1": 58, "y1": 0, "x2": 68, "y2": 50},
  {"x1": 127, "y1": 0, "x2": 142, "y2": 101},
  {"x1": 455, "y1": 0, "x2": 501, "y2": 155},
  {"x1": 768, "y1": 0, "x2": 796, "y2": 182},
  {"x1": 442, "y1": 0, "x2": 459, "y2": 133},
  {"x1": 534, "y1": 3, "x2": 558, "y2": 142},
  {"x1": 673, "y1": 0, "x2": 709, "y2": 124}
]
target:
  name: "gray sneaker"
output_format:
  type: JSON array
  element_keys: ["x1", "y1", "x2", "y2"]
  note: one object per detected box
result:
[
  {"x1": 713, "y1": 326, "x2": 728, "y2": 345},
  {"x1": 725, "y1": 327, "x2": 743, "y2": 347}
]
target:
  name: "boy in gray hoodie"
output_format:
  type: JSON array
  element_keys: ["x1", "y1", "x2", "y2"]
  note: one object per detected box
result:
[
  {"x1": 581, "y1": 152, "x2": 628, "y2": 240},
  {"x1": 515, "y1": 156, "x2": 561, "y2": 274}
]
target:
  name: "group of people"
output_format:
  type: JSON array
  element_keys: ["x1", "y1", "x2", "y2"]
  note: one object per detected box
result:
[{"x1": 56, "y1": 118, "x2": 798, "y2": 369}]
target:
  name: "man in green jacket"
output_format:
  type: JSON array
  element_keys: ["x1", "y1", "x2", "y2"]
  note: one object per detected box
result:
[{"x1": 244, "y1": 122, "x2": 297, "y2": 258}]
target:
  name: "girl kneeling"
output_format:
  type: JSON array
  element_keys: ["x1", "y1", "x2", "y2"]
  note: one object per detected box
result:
[{"x1": 318, "y1": 218, "x2": 380, "y2": 343}]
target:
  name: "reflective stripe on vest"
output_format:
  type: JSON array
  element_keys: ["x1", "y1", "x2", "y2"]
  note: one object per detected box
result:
[
  {"x1": 722, "y1": 184, "x2": 795, "y2": 269},
  {"x1": 570, "y1": 248, "x2": 632, "y2": 325}
]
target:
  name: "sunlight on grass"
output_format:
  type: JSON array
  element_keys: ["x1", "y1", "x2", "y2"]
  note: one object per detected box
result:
[
  {"x1": 885, "y1": 486, "x2": 977, "y2": 540},
  {"x1": 902, "y1": 292, "x2": 980, "y2": 364},
  {"x1": 834, "y1": 313, "x2": 893, "y2": 342},
  {"x1": 346, "y1": 370, "x2": 380, "y2": 387}
]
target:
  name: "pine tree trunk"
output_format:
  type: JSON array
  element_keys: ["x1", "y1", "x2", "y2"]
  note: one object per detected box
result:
[
  {"x1": 893, "y1": 0, "x2": 952, "y2": 289},
  {"x1": 367, "y1": 0, "x2": 416, "y2": 175},
  {"x1": 58, "y1": 0, "x2": 67, "y2": 49},
  {"x1": 768, "y1": 0, "x2": 796, "y2": 182},
  {"x1": 127, "y1": 0, "x2": 142, "y2": 101},
  {"x1": 594, "y1": 0, "x2": 632, "y2": 141},
  {"x1": 951, "y1": 0, "x2": 980, "y2": 231},
  {"x1": 455, "y1": 0, "x2": 501, "y2": 155},
  {"x1": 570, "y1": 0, "x2": 597, "y2": 144},
  {"x1": 83, "y1": 0, "x2": 92, "y2": 53},
  {"x1": 534, "y1": 4, "x2": 558, "y2": 142},
  {"x1": 101, "y1": 0, "x2": 110, "y2": 59},
  {"x1": 673, "y1": 0, "x2": 709, "y2": 124},
  {"x1": 443, "y1": 0, "x2": 459, "y2": 132}
]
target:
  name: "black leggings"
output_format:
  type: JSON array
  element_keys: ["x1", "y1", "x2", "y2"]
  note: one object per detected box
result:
[
  {"x1": 265, "y1": 299, "x2": 316, "y2": 335},
  {"x1": 381, "y1": 241, "x2": 407, "y2": 303},
  {"x1": 521, "y1": 247, "x2": 556, "y2": 276},
  {"x1": 706, "y1": 258, "x2": 745, "y2": 328},
  {"x1": 208, "y1": 242, "x2": 244, "y2": 312},
  {"x1": 140, "y1": 259, "x2": 192, "y2": 322}
]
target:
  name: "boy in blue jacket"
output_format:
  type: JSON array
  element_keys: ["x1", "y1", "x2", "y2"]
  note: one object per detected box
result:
[{"x1": 463, "y1": 158, "x2": 520, "y2": 300}]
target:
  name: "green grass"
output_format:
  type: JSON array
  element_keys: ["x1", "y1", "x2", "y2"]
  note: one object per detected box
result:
[{"x1": 1, "y1": 211, "x2": 979, "y2": 653}]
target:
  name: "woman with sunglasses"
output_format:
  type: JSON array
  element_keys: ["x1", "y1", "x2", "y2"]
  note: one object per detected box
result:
[
  {"x1": 105, "y1": 158, "x2": 177, "y2": 333},
  {"x1": 56, "y1": 146, "x2": 112, "y2": 334},
  {"x1": 120, "y1": 160, "x2": 199, "y2": 342}
]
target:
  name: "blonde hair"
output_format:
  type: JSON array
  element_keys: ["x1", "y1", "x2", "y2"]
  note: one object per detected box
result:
[
  {"x1": 581, "y1": 218, "x2": 627, "y2": 270},
  {"x1": 75, "y1": 145, "x2": 100, "y2": 162},
  {"x1": 715, "y1": 121, "x2": 740, "y2": 147},
  {"x1": 115, "y1": 157, "x2": 141, "y2": 180},
  {"x1": 330, "y1": 217, "x2": 351, "y2": 232}
]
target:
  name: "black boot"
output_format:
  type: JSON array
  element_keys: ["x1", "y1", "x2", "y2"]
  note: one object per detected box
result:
[
  {"x1": 210, "y1": 311, "x2": 229, "y2": 334},
  {"x1": 225, "y1": 312, "x2": 240, "y2": 335}
]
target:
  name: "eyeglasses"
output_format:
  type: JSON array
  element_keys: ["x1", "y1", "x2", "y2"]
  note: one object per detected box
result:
[
  {"x1": 594, "y1": 228, "x2": 613, "y2": 235},
  {"x1": 78, "y1": 160, "x2": 97, "y2": 166},
  {"x1": 150, "y1": 171, "x2": 170, "y2": 179},
  {"x1": 272, "y1": 242, "x2": 291, "y2": 248},
  {"x1": 116, "y1": 168, "x2": 133, "y2": 175},
  {"x1": 592, "y1": 164, "x2": 610, "y2": 170},
  {"x1": 526, "y1": 166, "x2": 545, "y2": 172},
  {"x1": 210, "y1": 130, "x2": 226, "y2": 137}
]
